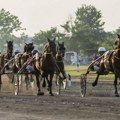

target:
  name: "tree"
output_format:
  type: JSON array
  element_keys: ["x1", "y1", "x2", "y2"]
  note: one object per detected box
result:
[
  {"x1": 0, "y1": 8, "x2": 25, "y2": 50},
  {"x1": 33, "y1": 27, "x2": 58, "y2": 50},
  {"x1": 61, "y1": 5, "x2": 106, "y2": 55},
  {"x1": 0, "y1": 8, "x2": 22, "y2": 34},
  {"x1": 74, "y1": 5, "x2": 106, "y2": 53}
]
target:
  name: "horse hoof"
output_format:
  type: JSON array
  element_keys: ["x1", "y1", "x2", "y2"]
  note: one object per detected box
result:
[
  {"x1": 37, "y1": 92, "x2": 44, "y2": 96},
  {"x1": 49, "y1": 93, "x2": 54, "y2": 96},
  {"x1": 92, "y1": 82, "x2": 97, "y2": 87},
  {"x1": 115, "y1": 94, "x2": 119, "y2": 97}
]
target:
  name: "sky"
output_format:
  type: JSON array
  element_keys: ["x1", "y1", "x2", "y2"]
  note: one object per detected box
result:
[{"x1": 0, "y1": 0, "x2": 120, "y2": 36}]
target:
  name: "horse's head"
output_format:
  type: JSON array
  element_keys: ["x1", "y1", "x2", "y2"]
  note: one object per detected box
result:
[
  {"x1": 5, "y1": 40, "x2": 13, "y2": 59},
  {"x1": 24, "y1": 42, "x2": 34, "y2": 54},
  {"x1": 47, "y1": 38, "x2": 56, "y2": 56},
  {"x1": 57, "y1": 42, "x2": 66, "y2": 57},
  {"x1": 6, "y1": 40, "x2": 13, "y2": 53},
  {"x1": 114, "y1": 34, "x2": 120, "y2": 49}
]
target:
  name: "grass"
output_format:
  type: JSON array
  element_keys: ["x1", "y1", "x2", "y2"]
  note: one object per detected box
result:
[
  {"x1": 65, "y1": 65, "x2": 87, "y2": 75},
  {"x1": 65, "y1": 65, "x2": 115, "y2": 80}
]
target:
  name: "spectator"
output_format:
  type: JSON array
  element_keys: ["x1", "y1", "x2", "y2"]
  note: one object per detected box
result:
[{"x1": 67, "y1": 73, "x2": 72, "y2": 87}]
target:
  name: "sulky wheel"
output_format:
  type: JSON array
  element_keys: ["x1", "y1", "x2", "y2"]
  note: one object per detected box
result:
[
  {"x1": 62, "y1": 78, "x2": 67, "y2": 89},
  {"x1": 14, "y1": 74, "x2": 20, "y2": 95},
  {"x1": 80, "y1": 74, "x2": 87, "y2": 97},
  {"x1": 57, "y1": 76, "x2": 67, "y2": 95}
]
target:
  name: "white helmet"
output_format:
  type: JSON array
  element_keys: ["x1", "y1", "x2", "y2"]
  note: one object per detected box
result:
[
  {"x1": 98, "y1": 47, "x2": 106, "y2": 52},
  {"x1": 32, "y1": 47, "x2": 38, "y2": 55},
  {"x1": 14, "y1": 48, "x2": 21, "y2": 53}
]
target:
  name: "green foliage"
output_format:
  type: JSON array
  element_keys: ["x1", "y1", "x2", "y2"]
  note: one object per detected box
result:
[
  {"x1": 0, "y1": 8, "x2": 22, "y2": 34},
  {"x1": 71, "y1": 5, "x2": 106, "y2": 54},
  {"x1": 33, "y1": 27, "x2": 58, "y2": 50},
  {"x1": 0, "y1": 8, "x2": 25, "y2": 50}
]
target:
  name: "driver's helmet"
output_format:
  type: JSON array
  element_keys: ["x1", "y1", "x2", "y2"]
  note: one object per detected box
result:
[
  {"x1": 98, "y1": 47, "x2": 106, "y2": 55},
  {"x1": 32, "y1": 48, "x2": 38, "y2": 55},
  {"x1": 14, "y1": 48, "x2": 21, "y2": 55}
]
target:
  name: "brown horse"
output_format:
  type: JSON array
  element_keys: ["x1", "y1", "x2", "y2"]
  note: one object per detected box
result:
[
  {"x1": 55, "y1": 48, "x2": 66, "y2": 91},
  {"x1": 35, "y1": 41, "x2": 56, "y2": 96},
  {"x1": 55, "y1": 42, "x2": 66, "y2": 81},
  {"x1": 12, "y1": 42, "x2": 35, "y2": 94},
  {"x1": 92, "y1": 34, "x2": 120, "y2": 97},
  {"x1": 57, "y1": 41, "x2": 66, "y2": 57},
  {"x1": 0, "y1": 41, "x2": 13, "y2": 71},
  {"x1": 0, "y1": 41, "x2": 13, "y2": 88}
]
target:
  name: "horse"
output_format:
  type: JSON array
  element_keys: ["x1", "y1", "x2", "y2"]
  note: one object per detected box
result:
[
  {"x1": 57, "y1": 41, "x2": 66, "y2": 57},
  {"x1": 91, "y1": 34, "x2": 120, "y2": 97},
  {"x1": 0, "y1": 40, "x2": 13, "y2": 71},
  {"x1": 55, "y1": 48, "x2": 67, "y2": 92},
  {"x1": 55, "y1": 42, "x2": 66, "y2": 84},
  {"x1": 12, "y1": 41, "x2": 35, "y2": 94},
  {"x1": 35, "y1": 43, "x2": 55, "y2": 96},
  {"x1": 0, "y1": 40, "x2": 13, "y2": 88}
]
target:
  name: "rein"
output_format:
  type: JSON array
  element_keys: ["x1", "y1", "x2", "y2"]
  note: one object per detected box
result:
[{"x1": 114, "y1": 55, "x2": 120, "y2": 60}]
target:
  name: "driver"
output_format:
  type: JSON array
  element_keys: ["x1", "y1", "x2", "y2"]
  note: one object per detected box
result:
[{"x1": 88, "y1": 47, "x2": 106, "y2": 73}]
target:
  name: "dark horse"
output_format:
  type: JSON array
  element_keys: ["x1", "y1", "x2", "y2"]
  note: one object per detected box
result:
[
  {"x1": 0, "y1": 41, "x2": 13, "y2": 88},
  {"x1": 0, "y1": 41, "x2": 13, "y2": 71},
  {"x1": 55, "y1": 41, "x2": 66, "y2": 81},
  {"x1": 92, "y1": 34, "x2": 120, "y2": 97},
  {"x1": 13, "y1": 41, "x2": 34, "y2": 74},
  {"x1": 35, "y1": 42, "x2": 55, "y2": 96},
  {"x1": 57, "y1": 41, "x2": 66, "y2": 57},
  {"x1": 12, "y1": 41, "x2": 35, "y2": 94}
]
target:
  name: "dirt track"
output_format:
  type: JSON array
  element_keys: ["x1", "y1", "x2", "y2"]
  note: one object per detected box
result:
[{"x1": 0, "y1": 76, "x2": 120, "y2": 120}]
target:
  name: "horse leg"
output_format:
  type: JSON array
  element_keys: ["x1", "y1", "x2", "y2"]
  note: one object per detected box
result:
[
  {"x1": 30, "y1": 75, "x2": 34, "y2": 89},
  {"x1": 55, "y1": 72, "x2": 59, "y2": 86},
  {"x1": 0, "y1": 74, "x2": 2, "y2": 91},
  {"x1": 45, "y1": 75, "x2": 50, "y2": 91},
  {"x1": 35, "y1": 74, "x2": 40, "y2": 92},
  {"x1": 25, "y1": 74, "x2": 29, "y2": 90},
  {"x1": 92, "y1": 73, "x2": 100, "y2": 87},
  {"x1": 35, "y1": 73, "x2": 44, "y2": 95},
  {"x1": 42, "y1": 77, "x2": 46, "y2": 88},
  {"x1": 114, "y1": 75, "x2": 119, "y2": 97},
  {"x1": 61, "y1": 70, "x2": 66, "y2": 79},
  {"x1": 49, "y1": 73, "x2": 54, "y2": 96}
]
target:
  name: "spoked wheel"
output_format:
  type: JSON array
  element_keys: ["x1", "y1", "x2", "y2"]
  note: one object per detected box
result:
[
  {"x1": 57, "y1": 76, "x2": 62, "y2": 95},
  {"x1": 14, "y1": 74, "x2": 19, "y2": 96},
  {"x1": 62, "y1": 78, "x2": 67, "y2": 89},
  {"x1": 56, "y1": 76, "x2": 67, "y2": 95},
  {"x1": 80, "y1": 74, "x2": 87, "y2": 97}
]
